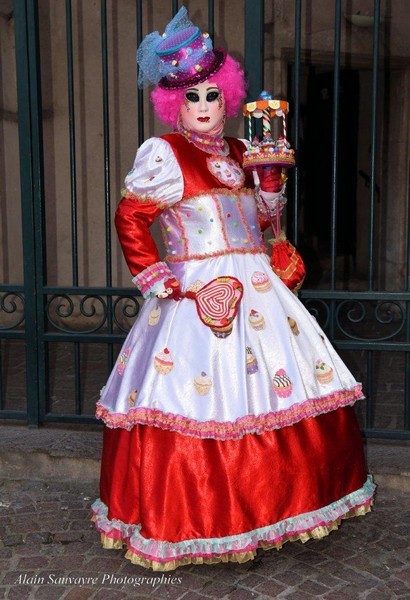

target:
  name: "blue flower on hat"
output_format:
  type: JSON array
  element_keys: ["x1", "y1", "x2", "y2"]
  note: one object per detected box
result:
[{"x1": 137, "y1": 7, "x2": 198, "y2": 87}]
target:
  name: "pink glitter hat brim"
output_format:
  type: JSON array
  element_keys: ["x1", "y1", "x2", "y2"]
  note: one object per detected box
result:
[{"x1": 158, "y1": 48, "x2": 226, "y2": 89}]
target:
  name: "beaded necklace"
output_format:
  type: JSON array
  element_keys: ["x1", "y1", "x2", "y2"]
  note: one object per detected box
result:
[{"x1": 177, "y1": 125, "x2": 228, "y2": 156}]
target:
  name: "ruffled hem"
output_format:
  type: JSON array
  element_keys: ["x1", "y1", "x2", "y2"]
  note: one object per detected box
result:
[
  {"x1": 91, "y1": 474, "x2": 375, "y2": 571},
  {"x1": 96, "y1": 383, "x2": 364, "y2": 439}
]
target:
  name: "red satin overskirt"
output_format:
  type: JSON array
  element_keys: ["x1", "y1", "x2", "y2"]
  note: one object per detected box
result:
[{"x1": 99, "y1": 406, "x2": 368, "y2": 544}]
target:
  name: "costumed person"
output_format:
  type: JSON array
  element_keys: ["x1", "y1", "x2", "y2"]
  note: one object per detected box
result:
[{"x1": 92, "y1": 7, "x2": 375, "y2": 571}]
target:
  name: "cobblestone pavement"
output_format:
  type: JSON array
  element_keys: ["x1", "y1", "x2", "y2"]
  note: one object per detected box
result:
[{"x1": 0, "y1": 478, "x2": 409, "y2": 600}]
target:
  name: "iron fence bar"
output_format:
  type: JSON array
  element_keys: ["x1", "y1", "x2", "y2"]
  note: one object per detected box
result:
[
  {"x1": 42, "y1": 334, "x2": 134, "y2": 343},
  {"x1": 334, "y1": 341, "x2": 410, "y2": 351},
  {"x1": 14, "y1": 0, "x2": 45, "y2": 426},
  {"x1": 136, "y1": 0, "x2": 144, "y2": 146},
  {"x1": 101, "y1": 0, "x2": 114, "y2": 376},
  {"x1": 65, "y1": 0, "x2": 79, "y2": 286},
  {"x1": 302, "y1": 290, "x2": 410, "y2": 300},
  {"x1": 327, "y1": 0, "x2": 342, "y2": 354},
  {"x1": 26, "y1": 0, "x2": 47, "y2": 426},
  {"x1": 365, "y1": 350, "x2": 374, "y2": 429},
  {"x1": 0, "y1": 343, "x2": 3, "y2": 409},
  {"x1": 291, "y1": 0, "x2": 302, "y2": 246},
  {"x1": 403, "y1": 37, "x2": 410, "y2": 436},
  {"x1": 330, "y1": 0, "x2": 342, "y2": 294},
  {"x1": 42, "y1": 414, "x2": 99, "y2": 424},
  {"x1": 0, "y1": 286, "x2": 25, "y2": 292},
  {"x1": 405, "y1": 134, "x2": 410, "y2": 430},
  {"x1": 208, "y1": 0, "x2": 214, "y2": 40},
  {"x1": 65, "y1": 0, "x2": 82, "y2": 416},
  {"x1": 244, "y1": 0, "x2": 264, "y2": 103},
  {"x1": 35, "y1": 332, "x2": 410, "y2": 351},
  {"x1": 368, "y1": 0, "x2": 381, "y2": 290},
  {"x1": 362, "y1": 429, "x2": 410, "y2": 441},
  {"x1": 101, "y1": 0, "x2": 112, "y2": 291},
  {"x1": 0, "y1": 332, "x2": 27, "y2": 340},
  {"x1": 405, "y1": 353, "x2": 410, "y2": 430},
  {"x1": 43, "y1": 286, "x2": 138, "y2": 295},
  {"x1": 0, "y1": 411, "x2": 28, "y2": 420},
  {"x1": 172, "y1": 0, "x2": 179, "y2": 16},
  {"x1": 74, "y1": 344, "x2": 81, "y2": 414}
]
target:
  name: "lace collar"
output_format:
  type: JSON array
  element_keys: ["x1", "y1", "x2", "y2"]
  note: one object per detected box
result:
[{"x1": 177, "y1": 125, "x2": 229, "y2": 156}]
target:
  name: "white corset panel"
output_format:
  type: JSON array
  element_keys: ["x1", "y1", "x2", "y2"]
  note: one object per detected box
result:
[{"x1": 160, "y1": 189, "x2": 266, "y2": 262}]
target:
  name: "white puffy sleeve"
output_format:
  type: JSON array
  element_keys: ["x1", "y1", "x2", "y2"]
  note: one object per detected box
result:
[{"x1": 123, "y1": 137, "x2": 184, "y2": 208}]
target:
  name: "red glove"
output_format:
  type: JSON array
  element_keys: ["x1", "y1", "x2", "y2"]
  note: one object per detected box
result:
[
  {"x1": 156, "y1": 277, "x2": 182, "y2": 301},
  {"x1": 256, "y1": 166, "x2": 283, "y2": 193}
]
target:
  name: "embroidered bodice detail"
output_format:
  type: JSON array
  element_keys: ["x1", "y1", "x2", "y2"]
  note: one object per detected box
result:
[
  {"x1": 160, "y1": 189, "x2": 266, "y2": 262},
  {"x1": 158, "y1": 133, "x2": 265, "y2": 262}
]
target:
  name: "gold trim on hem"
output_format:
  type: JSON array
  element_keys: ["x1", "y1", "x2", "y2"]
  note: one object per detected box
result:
[{"x1": 96, "y1": 503, "x2": 372, "y2": 572}]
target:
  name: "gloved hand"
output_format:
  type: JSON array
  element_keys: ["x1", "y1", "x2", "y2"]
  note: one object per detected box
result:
[
  {"x1": 156, "y1": 277, "x2": 182, "y2": 300},
  {"x1": 132, "y1": 262, "x2": 182, "y2": 300},
  {"x1": 255, "y1": 166, "x2": 283, "y2": 193}
]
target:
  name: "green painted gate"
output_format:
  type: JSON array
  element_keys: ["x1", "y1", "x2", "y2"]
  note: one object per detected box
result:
[{"x1": 1, "y1": 0, "x2": 409, "y2": 438}]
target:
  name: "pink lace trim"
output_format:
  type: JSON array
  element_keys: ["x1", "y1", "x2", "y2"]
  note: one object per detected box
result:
[
  {"x1": 166, "y1": 246, "x2": 267, "y2": 263},
  {"x1": 96, "y1": 384, "x2": 364, "y2": 439},
  {"x1": 121, "y1": 188, "x2": 169, "y2": 210},
  {"x1": 91, "y1": 475, "x2": 375, "y2": 566},
  {"x1": 132, "y1": 261, "x2": 172, "y2": 297}
]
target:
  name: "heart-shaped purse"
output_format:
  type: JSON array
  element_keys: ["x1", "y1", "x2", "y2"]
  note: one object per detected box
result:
[{"x1": 184, "y1": 276, "x2": 244, "y2": 338}]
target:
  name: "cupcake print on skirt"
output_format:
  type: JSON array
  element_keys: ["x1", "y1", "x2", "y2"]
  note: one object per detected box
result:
[
  {"x1": 117, "y1": 348, "x2": 130, "y2": 375},
  {"x1": 148, "y1": 305, "x2": 161, "y2": 326},
  {"x1": 194, "y1": 372, "x2": 213, "y2": 395},
  {"x1": 153, "y1": 348, "x2": 174, "y2": 374},
  {"x1": 288, "y1": 317, "x2": 300, "y2": 336},
  {"x1": 251, "y1": 271, "x2": 272, "y2": 292},
  {"x1": 315, "y1": 360, "x2": 334, "y2": 384},
  {"x1": 273, "y1": 369, "x2": 293, "y2": 398},
  {"x1": 248, "y1": 309, "x2": 266, "y2": 331},
  {"x1": 129, "y1": 390, "x2": 138, "y2": 407},
  {"x1": 246, "y1": 346, "x2": 259, "y2": 374}
]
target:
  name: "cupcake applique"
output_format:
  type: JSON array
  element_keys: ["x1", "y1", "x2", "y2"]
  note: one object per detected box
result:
[
  {"x1": 251, "y1": 271, "x2": 272, "y2": 292},
  {"x1": 206, "y1": 156, "x2": 245, "y2": 189},
  {"x1": 211, "y1": 318, "x2": 234, "y2": 339},
  {"x1": 129, "y1": 390, "x2": 138, "y2": 407},
  {"x1": 153, "y1": 348, "x2": 174, "y2": 375},
  {"x1": 246, "y1": 346, "x2": 258, "y2": 374},
  {"x1": 148, "y1": 305, "x2": 161, "y2": 326},
  {"x1": 117, "y1": 348, "x2": 130, "y2": 375},
  {"x1": 194, "y1": 372, "x2": 213, "y2": 395},
  {"x1": 273, "y1": 369, "x2": 293, "y2": 398},
  {"x1": 288, "y1": 317, "x2": 300, "y2": 335},
  {"x1": 248, "y1": 309, "x2": 266, "y2": 331},
  {"x1": 315, "y1": 360, "x2": 334, "y2": 384}
]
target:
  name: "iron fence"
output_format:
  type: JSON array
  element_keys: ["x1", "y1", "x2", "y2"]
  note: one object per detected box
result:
[{"x1": 0, "y1": 0, "x2": 409, "y2": 438}]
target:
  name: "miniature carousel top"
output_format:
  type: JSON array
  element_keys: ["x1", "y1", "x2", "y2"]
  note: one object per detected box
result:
[{"x1": 242, "y1": 90, "x2": 296, "y2": 169}]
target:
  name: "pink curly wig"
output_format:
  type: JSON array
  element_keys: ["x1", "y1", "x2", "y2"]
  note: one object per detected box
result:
[{"x1": 151, "y1": 53, "x2": 246, "y2": 129}]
